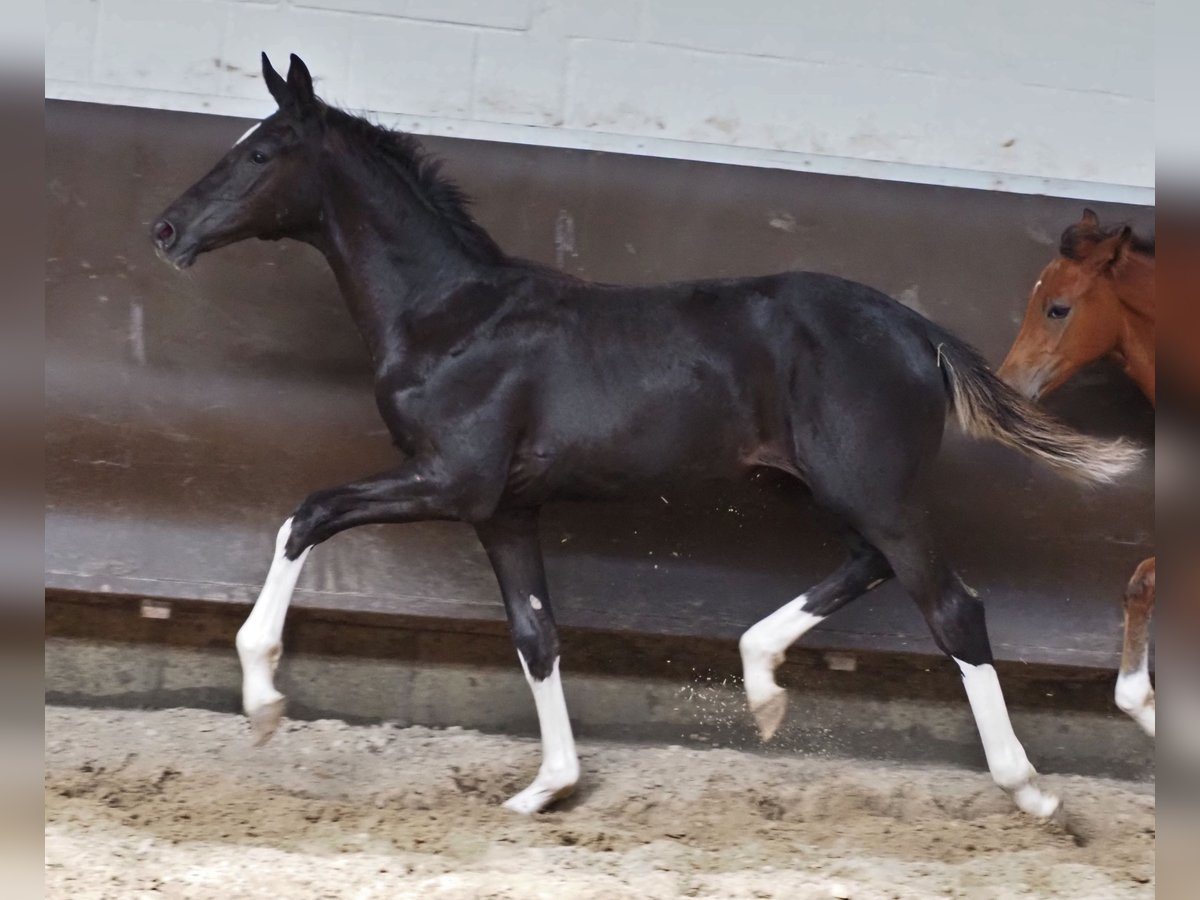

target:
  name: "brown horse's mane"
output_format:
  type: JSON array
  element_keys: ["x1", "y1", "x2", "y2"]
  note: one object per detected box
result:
[
  {"x1": 1059, "y1": 220, "x2": 1155, "y2": 261},
  {"x1": 319, "y1": 102, "x2": 506, "y2": 265}
]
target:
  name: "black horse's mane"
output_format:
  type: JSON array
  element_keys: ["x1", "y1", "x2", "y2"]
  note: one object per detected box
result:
[
  {"x1": 321, "y1": 103, "x2": 506, "y2": 265},
  {"x1": 1060, "y1": 219, "x2": 1155, "y2": 261}
]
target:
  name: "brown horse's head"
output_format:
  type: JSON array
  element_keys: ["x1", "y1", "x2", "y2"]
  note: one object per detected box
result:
[{"x1": 998, "y1": 209, "x2": 1137, "y2": 400}]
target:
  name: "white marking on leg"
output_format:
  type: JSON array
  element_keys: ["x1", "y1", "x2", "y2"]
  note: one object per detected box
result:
[
  {"x1": 235, "y1": 518, "x2": 310, "y2": 744},
  {"x1": 1115, "y1": 650, "x2": 1155, "y2": 737},
  {"x1": 503, "y1": 654, "x2": 580, "y2": 815},
  {"x1": 739, "y1": 593, "x2": 822, "y2": 741},
  {"x1": 528, "y1": 594, "x2": 543, "y2": 610},
  {"x1": 234, "y1": 121, "x2": 262, "y2": 146},
  {"x1": 954, "y1": 657, "x2": 1060, "y2": 818}
]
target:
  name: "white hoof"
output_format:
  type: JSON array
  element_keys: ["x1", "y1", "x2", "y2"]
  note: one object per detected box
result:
[
  {"x1": 1115, "y1": 662, "x2": 1155, "y2": 738},
  {"x1": 1119, "y1": 699, "x2": 1155, "y2": 738},
  {"x1": 1115, "y1": 676, "x2": 1155, "y2": 738},
  {"x1": 1133, "y1": 705, "x2": 1155, "y2": 738},
  {"x1": 246, "y1": 693, "x2": 286, "y2": 746},
  {"x1": 1011, "y1": 781, "x2": 1061, "y2": 819},
  {"x1": 502, "y1": 769, "x2": 578, "y2": 815},
  {"x1": 741, "y1": 629, "x2": 788, "y2": 742},
  {"x1": 749, "y1": 686, "x2": 788, "y2": 742}
]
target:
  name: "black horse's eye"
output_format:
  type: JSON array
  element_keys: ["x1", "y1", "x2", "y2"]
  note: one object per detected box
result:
[
  {"x1": 1046, "y1": 303, "x2": 1071, "y2": 320},
  {"x1": 250, "y1": 149, "x2": 269, "y2": 165}
]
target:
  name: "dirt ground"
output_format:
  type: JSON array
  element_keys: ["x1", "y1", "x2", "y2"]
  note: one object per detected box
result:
[{"x1": 45, "y1": 706, "x2": 1154, "y2": 899}]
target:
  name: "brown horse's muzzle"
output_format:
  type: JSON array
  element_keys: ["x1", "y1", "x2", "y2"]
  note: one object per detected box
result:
[{"x1": 997, "y1": 355, "x2": 1055, "y2": 401}]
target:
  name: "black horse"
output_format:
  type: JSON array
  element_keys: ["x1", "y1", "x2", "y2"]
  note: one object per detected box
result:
[{"x1": 153, "y1": 54, "x2": 1141, "y2": 818}]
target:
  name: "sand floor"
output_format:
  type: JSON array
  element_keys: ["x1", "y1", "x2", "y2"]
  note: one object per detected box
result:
[{"x1": 45, "y1": 706, "x2": 1154, "y2": 899}]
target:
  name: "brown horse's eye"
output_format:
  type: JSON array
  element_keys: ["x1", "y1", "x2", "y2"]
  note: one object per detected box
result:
[
  {"x1": 251, "y1": 150, "x2": 269, "y2": 165},
  {"x1": 1046, "y1": 303, "x2": 1071, "y2": 320}
]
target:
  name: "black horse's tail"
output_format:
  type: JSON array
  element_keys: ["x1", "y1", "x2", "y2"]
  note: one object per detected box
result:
[{"x1": 932, "y1": 333, "x2": 1143, "y2": 484}]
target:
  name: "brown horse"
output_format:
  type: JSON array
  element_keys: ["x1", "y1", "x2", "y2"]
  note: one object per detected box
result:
[{"x1": 998, "y1": 209, "x2": 1155, "y2": 737}]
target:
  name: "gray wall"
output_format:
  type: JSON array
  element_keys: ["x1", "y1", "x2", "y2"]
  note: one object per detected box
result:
[
  {"x1": 45, "y1": 100, "x2": 1153, "y2": 668},
  {"x1": 45, "y1": 0, "x2": 1153, "y2": 200}
]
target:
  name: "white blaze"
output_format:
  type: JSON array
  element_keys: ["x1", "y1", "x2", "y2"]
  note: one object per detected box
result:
[{"x1": 234, "y1": 121, "x2": 262, "y2": 146}]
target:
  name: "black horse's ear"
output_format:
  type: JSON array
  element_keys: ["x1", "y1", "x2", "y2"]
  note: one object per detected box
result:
[
  {"x1": 286, "y1": 54, "x2": 315, "y2": 109},
  {"x1": 262, "y1": 52, "x2": 291, "y2": 109}
]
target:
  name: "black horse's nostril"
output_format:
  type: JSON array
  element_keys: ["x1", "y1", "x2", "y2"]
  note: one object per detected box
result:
[{"x1": 153, "y1": 219, "x2": 177, "y2": 249}]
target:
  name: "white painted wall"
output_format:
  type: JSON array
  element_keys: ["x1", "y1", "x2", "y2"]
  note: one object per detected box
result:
[{"x1": 46, "y1": 0, "x2": 1153, "y2": 202}]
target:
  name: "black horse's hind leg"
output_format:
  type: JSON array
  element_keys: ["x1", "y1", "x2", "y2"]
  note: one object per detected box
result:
[
  {"x1": 475, "y1": 508, "x2": 580, "y2": 814},
  {"x1": 740, "y1": 529, "x2": 893, "y2": 740},
  {"x1": 864, "y1": 514, "x2": 1061, "y2": 818}
]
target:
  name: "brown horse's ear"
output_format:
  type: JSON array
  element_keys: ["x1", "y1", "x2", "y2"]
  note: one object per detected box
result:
[
  {"x1": 1092, "y1": 225, "x2": 1133, "y2": 272},
  {"x1": 262, "y1": 52, "x2": 291, "y2": 109},
  {"x1": 1080, "y1": 208, "x2": 1100, "y2": 229}
]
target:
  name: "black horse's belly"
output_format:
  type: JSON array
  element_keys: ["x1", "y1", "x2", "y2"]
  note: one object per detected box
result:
[{"x1": 506, "y1": 368, "x2": 766, "y2": 502}]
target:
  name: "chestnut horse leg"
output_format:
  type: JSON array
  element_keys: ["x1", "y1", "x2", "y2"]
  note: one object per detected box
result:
[{"x1": 1115, "y1": 557, "x2": 1155, "y2": 737}]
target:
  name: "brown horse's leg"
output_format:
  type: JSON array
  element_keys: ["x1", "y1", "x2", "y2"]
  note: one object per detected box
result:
[{"x1": 1115, "y1": 557, "x2": 1155, "y2": 737}]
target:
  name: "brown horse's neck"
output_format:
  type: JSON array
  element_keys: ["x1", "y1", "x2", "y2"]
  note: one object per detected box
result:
[{"x1": 1112, "y1": 253, "x2": 1156, "y2": 405}]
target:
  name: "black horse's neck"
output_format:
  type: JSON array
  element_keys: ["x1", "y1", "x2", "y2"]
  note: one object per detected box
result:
[{"x1": 308, "y1": 120, "x2": 506, "y2": 368}]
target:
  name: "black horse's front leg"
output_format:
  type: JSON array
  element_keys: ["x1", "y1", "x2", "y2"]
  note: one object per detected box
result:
[
  {"x1": 236, "y1": 460, "x2": 489, "y2": 744},
  {"x1": 285, "y1": 460, "x2": 483, "y2": 556},
  {"x1": 475, "y1": 508, "x2": 580, "y2": 814}
]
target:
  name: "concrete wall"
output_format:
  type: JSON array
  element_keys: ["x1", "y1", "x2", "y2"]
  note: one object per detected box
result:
[
  {"x1": 45, "y1": 0, "x2": 1153, "y2": 202},
  {"x1": 45, "y1": 100, "x2": 1154, "y2": 671}
]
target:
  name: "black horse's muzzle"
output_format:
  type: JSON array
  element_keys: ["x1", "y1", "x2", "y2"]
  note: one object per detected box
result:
[
  {"x1": 152, "y1": 218, "x2": 177, "y2": 250},
  {"x1": 150, "y1": 216, "x2": 199, "y2": 269}
]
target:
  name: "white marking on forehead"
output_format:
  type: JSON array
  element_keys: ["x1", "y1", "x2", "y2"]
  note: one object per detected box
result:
[
  {"x1": 1033, "y1": 278, "x2": 1043, "y2": 292},
  {"x1": 529, "y1": 594, "x2": 543, "y2": 610},
  {"x1": 234, "y1": 121, "x2": 262, "y2": 147}
]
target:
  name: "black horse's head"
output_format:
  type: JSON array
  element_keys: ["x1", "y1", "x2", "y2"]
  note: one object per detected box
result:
[{"x1": 152, "y1": 53, "x2": 325, "y2": 269}]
